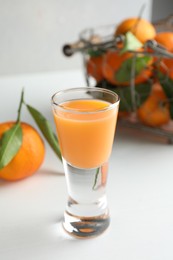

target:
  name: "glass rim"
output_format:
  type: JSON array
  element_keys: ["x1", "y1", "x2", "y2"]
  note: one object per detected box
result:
[{"x1": 51, "y1": 87, "x2": 120, "y2": 114}]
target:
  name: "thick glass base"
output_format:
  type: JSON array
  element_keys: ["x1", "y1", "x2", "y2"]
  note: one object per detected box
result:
[
  {"x1": 62, "y1": 158, "x2": 110, "y2": 238},
  {"x1": 63, "y1": 210, "x2": 110, "y2": 238}
]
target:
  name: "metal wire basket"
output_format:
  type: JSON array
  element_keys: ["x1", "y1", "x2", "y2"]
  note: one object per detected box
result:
[{"x1": 63, "y1": 15, "x2": 173, "y2": 143}]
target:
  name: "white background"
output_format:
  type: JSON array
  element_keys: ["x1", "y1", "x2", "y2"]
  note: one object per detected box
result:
[{"x1": 0, "y1": 0, "x2": 153, "y2": 75}]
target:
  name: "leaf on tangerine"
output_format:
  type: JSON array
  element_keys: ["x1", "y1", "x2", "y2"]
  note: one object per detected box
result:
[
  {"x1": 111, "y1": 82, "x2": 152, "y2": 112},
  {"x1": 120, "y1": 31, "x2": 143, "y2": 54},
  {"x1": 116, "y1": 55, "x2": 152, "y2": 83},
  {"x1": 88, "y1": 49, "x2": 105, "y2": 57},
  {"x1": 0, "y1": 122, "x2": 22, "y2": 169}
]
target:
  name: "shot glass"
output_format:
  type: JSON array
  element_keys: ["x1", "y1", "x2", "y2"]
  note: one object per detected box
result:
[{"x1": 51, "y1": 87, "x2": 119, "y2": 238}]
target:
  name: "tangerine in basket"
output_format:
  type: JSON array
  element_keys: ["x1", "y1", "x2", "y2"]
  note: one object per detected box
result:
[
  {"x1": 155, "y1": 32, "x2": 173, "y2": 52},
  {"x1": 102, "y1": 50, "x2": 153, "y2": 86},
  {"x1": 86, "y1": 55, "x2": 104, "y2": 82},
  {"x1": 154, "y1": 32, "x2": 173, "y2": 80},
  {"x1": 137, "y1": 83, "x2": 170, "y2": 127},
  {"x1": 115, "y1": 17, "x2": 156, "y2": 44},
  {"x1": 160, "y1": 58, "x2": 173, "y2": 80},
  {"x1": 0, "y1": 122, "x2": 45, "y2": 181}
]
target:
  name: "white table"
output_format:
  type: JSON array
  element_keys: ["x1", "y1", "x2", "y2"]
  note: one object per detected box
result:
[{"x1": 0, "y1": 70, "x2": 173, "y2": 260}]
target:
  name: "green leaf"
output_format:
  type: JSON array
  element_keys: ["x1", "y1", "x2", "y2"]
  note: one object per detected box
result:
[
  {"x1": 116, "y1": 55, "x2": 152, "y2": 83},
  {"x1": 17, "y1": 89, "x2": 24, "y2": 122},
  {"x1": 87, "y1": 49, "x2": 104, "y2": 57},
  {"x1": 0, "y1": 122, "x2": 22, "y2": 169},
  {"x1": 120, "y1": 31, "x2": 143, "y2": 54},
  {"x1": 26, "y1": 104, "x2": 62, "y2": 161},
  {"x1": 92, "y1": 167, "x2": 100, "y2": 190},
  {"x1": 112, "y1": 82, "x2": 152, "y2": 112},
  {"x1": 158, "y1": 73, "x2": 173, "y2": 119}
]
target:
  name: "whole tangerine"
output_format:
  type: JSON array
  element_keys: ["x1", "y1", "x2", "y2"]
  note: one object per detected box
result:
[
  {"x1": 137, "y1": 83, "x2": 170, "y2": 127},
  {"x1": 115, "y1": 17, "x2": 156, "y2": 43},
  {"x1": 0, "y1": 122, "x2": 45, "y2": 181}
]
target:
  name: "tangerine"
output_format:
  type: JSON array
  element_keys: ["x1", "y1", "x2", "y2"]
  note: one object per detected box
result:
[
  {"x1": 155, "y1": 32, "x2": 173, "y2": 52},
  {"x1": 115, "y1": 17, "x2": 156, "y2": 43},
  {"x1": 0, "y1": 122, "x2": 45, "y2": 181},
  {"x1": 102, "y1": 50, "x2": 152, "y2": 86},
  {"x1": 154, "y1": 32, "x2": 173, "y2": 80},
  {"x1": 159, "y1": 58, "x2": 173, "y2": 80},
  {"x1": 137, "y1": 83, "x2": 170, "y2": 127},
  {"x1": 86, "y1": 55, "x2": 104, "y2": 82}
]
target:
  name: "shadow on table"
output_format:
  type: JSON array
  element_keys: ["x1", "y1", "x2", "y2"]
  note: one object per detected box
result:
[
  {"x1": 0, "y1": 168, "x2": 64, "y2": 187},
  {"x1": 39, "y1": 168, "x2": 64, "y2": 177}
]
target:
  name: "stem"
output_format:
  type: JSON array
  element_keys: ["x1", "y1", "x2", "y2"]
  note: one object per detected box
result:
[
  {"x1": 138, "y1": 3, "x2": 146, "y2": 20},
  {"x1": 132, "y1": 4, "x2": 146, "y2": 33},
  {"x1": 16, "y1": 89, "x2": 24, "y2": 122}
]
